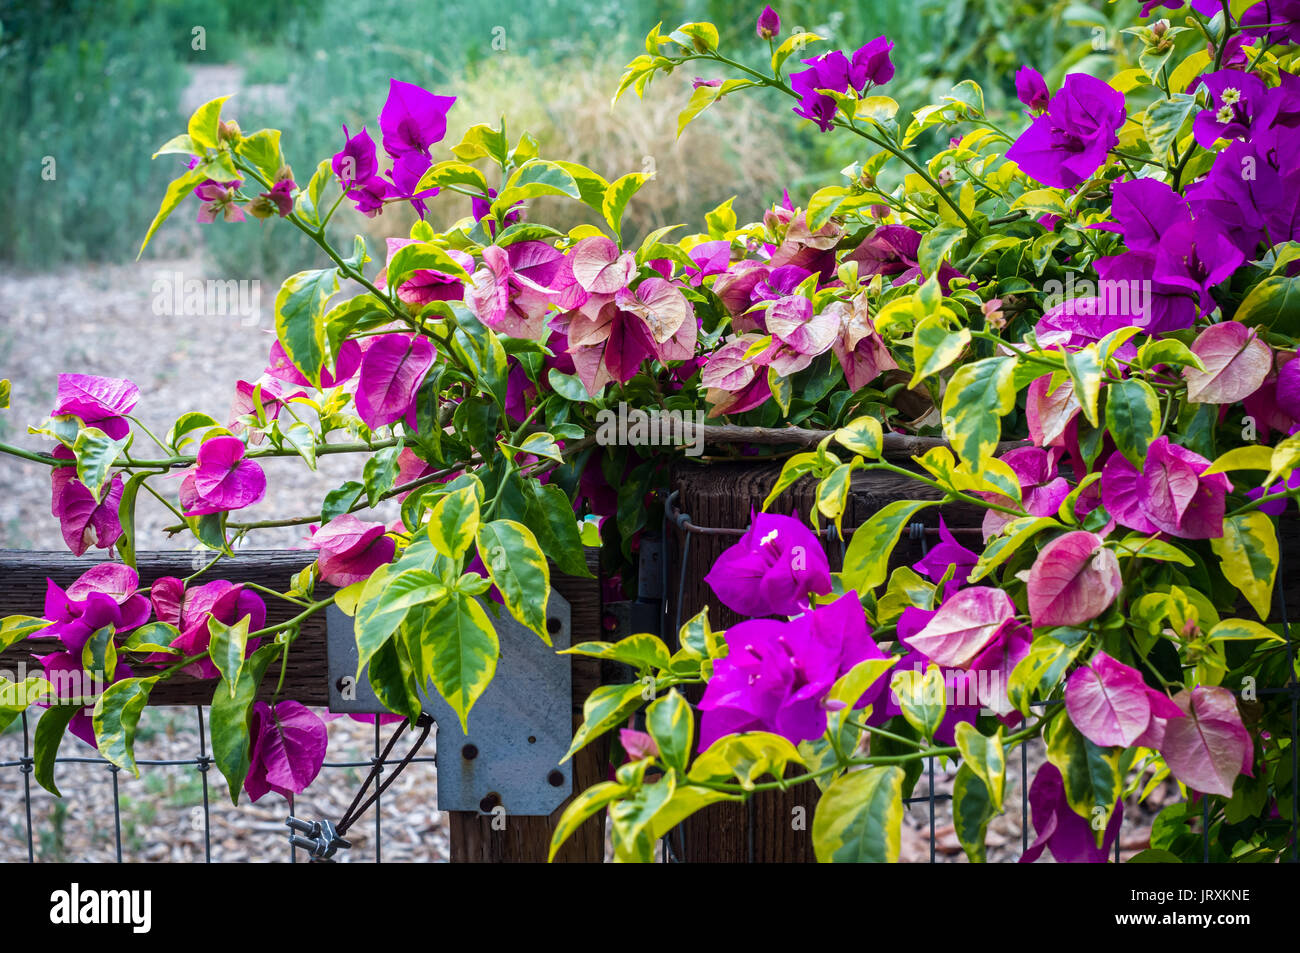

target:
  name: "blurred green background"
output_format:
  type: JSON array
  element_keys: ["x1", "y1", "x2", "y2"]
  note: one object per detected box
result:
[{"x1": 1, "y1": 0, "x2": 1128, "y2": 279}]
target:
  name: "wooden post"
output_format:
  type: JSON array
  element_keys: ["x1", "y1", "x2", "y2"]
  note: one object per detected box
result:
[{"x1": 0, "y1": 549, "x2": 608, "y2": 863}]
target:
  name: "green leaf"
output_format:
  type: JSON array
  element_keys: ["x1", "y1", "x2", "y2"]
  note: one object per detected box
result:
[
  {"x1": 772, "y1": 32, "x2": 822, "y2": 73},
  {"x1": 952, "y1": 764, "x2": 996, "y2": 862},
  {"x1": 476, "y1": 519, "x2": 551, "y2": 642},
  {"x1": 955, "y1": 722, "x2": 1006, "y2": 807},
  {"x1": 562, "y1": 633, "x2": 671, "y2": 671},
  {"x1": 678, "y1": 83, "x2": 722, "y2": 139},
  {"x1": 322, "y1": 481, "x2": 364, "y2": 522},
  {"x1": 646, "y1": 689, "x2": 693, "y2": 774},
  {"x1": 1007, "y1": 633, "x2": 1087, "y2": 716},
  {"x1": 34, "y1": 705, "x2": 81, "y2": 796},
  {"x1": 494, "y1": 159, "x2": 582, "y2": 214},
  {"x1": 516, "y1": 479, "x2": 593, "y2": 579},
  {"x1": 649, "y1": 784, "x2": 742, "y2": 839},
  {"x1": 892, "y1": 663, "x2": 946, "y2": 741},
  {"x1": 1046, "y1": 716, "x2": 1121, "y2": 836},
  {"x1": 186, "y1": 95, "x2": 231, "y2": 150},
  {"x1": 428, "y1": 485, "x2": 481, "y2": 559},
  {"x1": 969, "y1": 516, "x2": 1059, "y2": 583},
  {"x1": 416, "y1": 592, "x2": 499, "y2": 732},
  {"x1": 1064, "y1": 345, "x2": 1103, "y2": 427},
  {"x1": 1143, "y1": 94, "x2": 1198, "y2": 159},
  {"x1": 92, "y1": 676, "x2": 158, "y2": 777},
  {"x1": 834, "y1": 415, "x2": 883, "y2": 458},
  {"x1": 274, "y1": 268, "x2": 339, "y2": 386},
  {"x1": 210, "y1": 643, "x2": 279, "y2": 803},
  {"x1": 688, "y1": 732, "x2": 804, "y2": 789},
  {"x1": 81, "y1": 625, "x2": 118, "y2": 683},
  {"x1": 841, "y1": 500, "x2": 937, "y2": 593},
  {"x1": 362, "y1": 444, "x2": 400, "y2": 507},
  {"x1": 1138, "y1": 338, "x2": 1204, "y2": 371},
  {"x1": 812, "y1": 766, "x2": 905, "y2": 862},
  {"x1": 762, "y1": 452, "x2": 819, "y2": 510},
  {"x1": 207, "y1": 616, "x2": 250, "y2": 698},
  {"x1": 0, "y1": 379, "x2": 10, "y2": 409},
  {"x1": 1211, "y1": 512, "x2": 1279, "y2": 620},
  {"x1": 0, "y1": 677, "x2": 51, "y2": 734},
  {"x1": 1, "y1": 615, "x2": 53, "y2": 651},
  {"x1": 138, "y1": 167, "x2": 208, "y2": 259},
  {"x1": 548, "y1": 781, "x2": 629, "y2": 861},
  {"x1": 1234, "y1": 275, "x2": 1300, "y2": 334},
  {"x1": 1206, "y1": 618, "x2": 1286, "y2": 645},
  {"x1": 603, "y1": 172, "x2": 653, "y2": 237},
  {"x1": 910, "y1": 315, "x2": 970, "y2": 388},
  {"x1": 234, "y1": 128, "x2": 284, "y2": 182},
  {"x1": 565, "y1": 682, "x2": 648, "y2": 762},
  {"x1": 1104, "y1": 377, "x2": 1160, "y2": 465},
  {"x1": 414, "y1": 160, "x2": 490, "y2": 197},
  {"x1": 941, "y1": 357, "x2": 1017, "y2": 470},
  {"x1": 72, "y1": 427, "x2": 126, "y2": 502},
  {"x1": 353, "y1": 566, "x2": 448, "y2": 679},
  {"x1": 386, "y1": 242, "x2": 471, "y2": 289}
]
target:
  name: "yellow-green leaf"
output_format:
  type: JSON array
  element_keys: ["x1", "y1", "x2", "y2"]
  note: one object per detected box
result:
[
  {"x1": 476, "y1": 519, "x2": 551, "y2": 642},
  {"x1": 812, "y1": 765, "x2": 905, "y2": 862},
  {"x1": 1211, "y1": 511, "x2": 1278, "y2": 620}
]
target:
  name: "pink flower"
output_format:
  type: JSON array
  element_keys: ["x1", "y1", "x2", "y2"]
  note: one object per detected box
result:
[
  {"x1": 266, "y1": 338, "x2": 362, "y2": 389},
  {"x1": 152, "y1": 577, "x2": 267, "y2": 680},
  {"x1": 51, "y1": 374, "x2": 139, "y2": 440},
  {"x1": 179, "y1": 436, "x2": 267, "y2": 516},
  {"x1": 355, "y1": 333, "x2": 435, "y2": 430},
  {"x1": 50, "y1": 446, "x2": 124, "y2": 557},
  {"x1": 1101, "y1": 436, "x2": 1231, "y2": 539},
  {"x1": 1027, "y1": 531, "x2": 1122, "y2": 628},
  {"x1": 380, "y1": 238, "x2": 474, "y2": 308},
  {"x1": 619, "y1": 729, "x2": 659, "y2": 761},
  {"x1": 307, "y1": 514, "x2": 397, "y2": 587},
  {"x1": 1066, "y1": 651, "x2": 1183, "y2": 748},
  {"x1": 245, "y1": 700, "x2": 328, "y2": 801},
  {"x1": 981, "y1": 447, "x2": 1070, "y2": 539}
]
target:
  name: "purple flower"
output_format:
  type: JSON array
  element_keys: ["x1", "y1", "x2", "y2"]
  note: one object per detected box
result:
[
  {"x1": 704, "y1": 511, "x2": 833, "y2": 617},
  {"x1": 1021, "y1": 763, "x2": 1121, "y2": 863},
  {"x1": 384, "y1": 149, "x2": 438, "y2": 219},
  {"x1": 1139, "y1": 0, "x2": 1222, "y2": 14},
  {"x1": 378, "y1": 80, "x2": 456, "y2": 159},
  {"x1": 355, "y1": 333, "x2": 436, "y2": 430},
  {"x1": 828, "y1": 294, "x2": 898, "y2": 391},
  {"x1": 381, "y1": 238, "x2": 474, "y2": 307},
  {"x1": 332, "y1": 125, "x2": 378, "y2": 190},
  {"x1": 179, "y1": 436, "x2": 267, "y2": 516},
  {"x1": 1027, "y1": 531, "x2": 1122, "y2": 628},
  {"x1": 307, "y1": 514, "x2": 397, "y2": 587},
  {"x1": 789, "y1": 69, "x2": 839, "y2": 132},
  {"x1": 849, "y1": 37, "x2": 895, "y2": 90},
  {"x1": 1193, "y1": 70, "x2": 1268, "y2": 148},
  {"x1": 267, "y1": 338, "x2": 362, "y2": 389},
  {"x1": 696, "y1": 592, "x2": 886, "y2": 749},
  {"x1": 1005, "y1": 72, "x2": 1126, "y2": 189},
  {"x1": 1240, "y1": 0, "x2": 1300, "y2": 46},
  {"x1": 194, "y1": 179, "x2": 245, "y2": 224},
  {"x1": 913, "y1": 516, "x2": 978, "y2": 587},
  {"x1": 1094, "y1": 178, "x2": 1242, "y2": 333},
  {"x1": 39, "y1": 563, "x2": 150, "y2": 656},
  {"x1": 1015, "y1": 66, "x2": 1050, "y2": 113},
  {"x1": 245, "y1": 700, "x2": 328, "y2": 801},
  {"x1": 52, "y1": 374, "x2": 139, "y2": 440},
  {"x1": 1100, "y1": 437, "x2": 1231, "y2": 539},
  {"x1": 756, "y1": 5, "x2": 780, "y2": 40},
  {"x1": 35, "y1": 652, "x2": 136, "y2": 749}
]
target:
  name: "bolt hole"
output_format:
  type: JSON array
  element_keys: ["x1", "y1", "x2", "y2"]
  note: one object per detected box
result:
[
  {"x1": 547, "y1": 770, "x2": 565, "y2": 787},
  {"x1": 527, "y1": 736, "x2": 537, "y2": 744},
  {"x1": 480, "y1": 792, "x2": 500, "y2": 813},
  {"x1": 461, "y1": 744, "x2": 478, "y2": 760},
  {"x1": 546, "y1": 617, "x2": 562, "y2": 635},
  {"x1": 334, "y1": 677, "x2": 348, "y2": 692}
]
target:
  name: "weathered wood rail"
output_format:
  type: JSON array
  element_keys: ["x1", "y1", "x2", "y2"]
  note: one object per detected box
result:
[{"x1": 0, "y1": 548, "x2": 607, "y2": 863}]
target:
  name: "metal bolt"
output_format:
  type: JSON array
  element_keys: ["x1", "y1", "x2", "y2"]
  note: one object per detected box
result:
[
  {"x1": 527, "y1": 735, "x2": 537, "y2": 744},
  {"x1": 334, "y1": 677, "x2": 348, "y2": 692},
  {"x1": 461, "y1": 744, "x2": 478, "y2": 760},
  {"x1": 480, "y1": 792, "x2": 500, "y2": 813},
  {"x1": 547, "y1": 770, "x2": 565, "y2": 787}
]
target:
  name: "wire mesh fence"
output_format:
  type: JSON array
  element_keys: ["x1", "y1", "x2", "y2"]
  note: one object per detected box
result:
[{"x1": 0, "y1": 706, "x2": 441, "y2": 863}]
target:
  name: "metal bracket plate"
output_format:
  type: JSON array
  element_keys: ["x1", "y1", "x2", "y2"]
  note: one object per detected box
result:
[{"x1": 325, "y1": 593, "x2": 572, "y2": 817}]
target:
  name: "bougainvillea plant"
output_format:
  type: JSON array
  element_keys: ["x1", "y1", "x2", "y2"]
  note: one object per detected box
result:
[{"x1": 0, "y1": 1, "x2": 1298, "y2": 863}]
